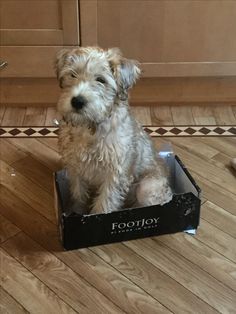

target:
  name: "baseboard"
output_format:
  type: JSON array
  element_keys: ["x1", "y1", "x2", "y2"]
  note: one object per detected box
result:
[
  {"x1": 130, "y1": 77, "x2": 236, "y2": 104},
  {"x1": 1, "y1": 77, "x2": 236, "y2": 106}
]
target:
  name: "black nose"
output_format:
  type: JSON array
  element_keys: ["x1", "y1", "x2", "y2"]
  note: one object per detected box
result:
[{"x1": 71, "y1": 96, "x2": 87, "y2": 110}]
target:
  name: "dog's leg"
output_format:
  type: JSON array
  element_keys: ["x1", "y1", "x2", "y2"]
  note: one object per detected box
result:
[
  {"x1": 69, "y1": 173, "x2": 90, "y2": 214},
  {"x1": 90, "y1": 175, "x2": 130, "y2": 214},
  {"x1": 136, "y1": 176, "x2": 172, "y2": 207}
]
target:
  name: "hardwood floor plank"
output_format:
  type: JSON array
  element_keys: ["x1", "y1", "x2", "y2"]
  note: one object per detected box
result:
[
  {"x1": 2, "y1": 107, "x2": 26, "y2": 126},
  {"x1": 2, "y1": 233, "x2": 152, "y2": 314},
  {"x1": 11, "y1": 155, "x2": 54, "y2": 194},
  {"x1": 198, "y1": 137, "x2": 236, "y2": 159},
  {"x1": 0, "y1": 213, "x2": 20, "y2": 244},
  {"x1": 1, "y1": 160, "x2": 55, "y2": 223},
  {"x1": 171, "y1": 105, "x2": 195, "y2": 125},
  {"x1": 0, "y1": 185, "x2": 61, "y2": 252},
  {"x1": 0, "y1": 106, "x2": 6, "y2": 125},
  {"x1": 211, "y1": 152, "x2": 233, "y2": 173},
  {"x1": 157, "y1": 232, "x2": 236, "y2": 292},
  {"x1": 54, "y1": 248, "x2": 170, "y2": 314},
  {"x1": 0, "y1": 192, "x2": 170, "y2": 313},
  {"x1": 213, "y1": 105, "x2": 236, "y2": 125},
  {"x1": 164, "y1": 137, "x2": 233, "y2": 174},
  {"x1": 224, "y1": 136, "x2": 236, "y2": 149},
  {"x1": 1, "y1": 105, "x2": 236, "y2": 127},
  {"x1": 197, "y1": 219, "x2": 236, "y2": 263},
  {"x1": 125, "y1": 238, "x2": 236, "y2": 313},
  {"x1": 158, "y1": 138, "x2": 236, "y2": 196},
  {"x1": 23, "y1": 107, "x2": 47, "y2": 126},
  {"x1": 190, "y1": 171, "x2": 236, "y2": 216},
  {"x1": 91, "y1": 243, "x2": 217, "y2": 313},
  {"x1": 130, "y1": 106, "x2": 152, "y2": 125},
  {"x1": 0, "y1": 139, "x2": 27, "y2": 165},
  {"x1": 0, "y1": 287, "x2": 29, "y2": 314},
  {"x1": 150, "y1": 106, "x2": 173, "y2": 125},
  {"x1": 36, "y1": 138, "x2": 59, "y2": 153},
  {"x1": 201, "y1": 201, "x2": 236, "y2": 238},
  {"x1": 7, "y1": 138, "x2": 61, "y2": 171},
  {"x1": 0, "y1": 248, "x2": 77, "y2": 314},
  {"x1": 45, "y1": 107, "x2": 61, "y2": 126},
  {"x1": 191, "y1": 106, "x2": 217, "y2": 125},
  {"x1": 2, "y1": 192, "x2": 128, "y2": 312},
  {"x1": 164, "y1": 137, "x2": 219, "y2": 159}
]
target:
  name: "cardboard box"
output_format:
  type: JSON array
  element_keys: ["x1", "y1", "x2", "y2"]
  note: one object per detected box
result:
[{"x1": 54, "y1": 155, "x2": 201, "y2": 250}]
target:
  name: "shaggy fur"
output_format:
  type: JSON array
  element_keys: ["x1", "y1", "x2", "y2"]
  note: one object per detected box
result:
[{"x1": 55, "y1": 47, "x2": 172, "y2": 214}]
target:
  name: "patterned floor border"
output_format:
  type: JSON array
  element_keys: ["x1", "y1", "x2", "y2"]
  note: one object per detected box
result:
[{"x1": 0, "y1": 125, "x2": 235, "y2": 138}]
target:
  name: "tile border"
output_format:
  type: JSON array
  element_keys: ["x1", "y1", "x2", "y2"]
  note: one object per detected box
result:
[{"x1": 0, "y1": 125, "x2": 235, "y2": 138}]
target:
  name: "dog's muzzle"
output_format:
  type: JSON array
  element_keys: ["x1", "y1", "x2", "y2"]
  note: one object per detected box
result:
[{"x1": 71, "y1": 95, "x2": 87, "y2": 110}]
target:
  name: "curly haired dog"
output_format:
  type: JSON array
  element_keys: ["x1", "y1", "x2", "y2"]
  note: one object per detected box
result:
[{"x1": 55, "y1": 47, "x2": 172, "y2": 214}]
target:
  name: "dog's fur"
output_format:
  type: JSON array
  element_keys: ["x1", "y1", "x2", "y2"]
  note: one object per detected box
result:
[{"x1": 55, "y1": 47, "x2": 172, "y2": 214}]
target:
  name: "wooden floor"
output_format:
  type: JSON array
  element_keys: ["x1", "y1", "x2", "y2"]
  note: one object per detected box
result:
[
  {"x1": 0, "y1": 105, "x2": 236, "y2": 313},
  {"x1": 1, "y1": 104, "x2": 236, "y2": 126}
]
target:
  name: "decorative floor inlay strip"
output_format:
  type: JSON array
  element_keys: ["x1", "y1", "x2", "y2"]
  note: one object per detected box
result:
[
  {"x1": 0, "y1": 126, "x2": 235, "y2": 138},
  {"x1": 143, "y1": 126, "x2": 236, "y2": 137},
  {"x1": 0, "y1": 127, "x2": 59, "y2": 138}
]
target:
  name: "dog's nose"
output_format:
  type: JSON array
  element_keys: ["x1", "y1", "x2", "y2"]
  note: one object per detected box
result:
[{"x1": 71, "y1": 96, "x2": 87, "y2": 110}]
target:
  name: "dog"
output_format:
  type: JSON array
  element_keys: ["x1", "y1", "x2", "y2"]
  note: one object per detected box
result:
[{"x1": 55, "y1": 47, "x2": 172, "y2": 214}]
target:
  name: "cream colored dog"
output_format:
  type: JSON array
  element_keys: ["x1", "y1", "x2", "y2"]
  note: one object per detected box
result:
[{"x1": 55, "y1": 47, "x2": 172, "y2": 214}]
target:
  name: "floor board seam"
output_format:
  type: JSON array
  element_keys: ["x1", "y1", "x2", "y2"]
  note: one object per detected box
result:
[
  {"x1": 156, "y1": 236, "x2": 236, "y2": 293},
  {"x1": 1, "y1": 229, "x2": 127, "y2": 314},
  {"x1": 89, "y1": 247, "x2": 174, "y2": 314},
  {"x1": 123, "y1": 241, "x2": 222, "y2": 313},
  {"x1": 0, "y1": 285, "x2": 30, "y2": 314},
  {"x1": 0, "y1": 230, "x2": 22, "y2": 246},
  {"x1": 0, "y1": 244, "x2": 80, "y2": 314}
]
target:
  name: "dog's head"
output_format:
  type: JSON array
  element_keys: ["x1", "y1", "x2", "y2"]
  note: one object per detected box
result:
[{"x1": 55, "y1": 47, "x2": 140, "y2": 125}]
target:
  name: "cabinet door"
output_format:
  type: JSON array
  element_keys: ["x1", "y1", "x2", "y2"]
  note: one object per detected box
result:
[
  {"x1": 0, "y1": 0, "x2": 79, "y2": 77},
  {"x1": 80, "y1": 0, "x2": 236, "y2": 77}
]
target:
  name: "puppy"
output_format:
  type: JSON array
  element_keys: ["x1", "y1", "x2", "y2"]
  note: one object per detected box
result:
[{"x1": 55, "y1": 47, "x2": 172, "y2": 214}]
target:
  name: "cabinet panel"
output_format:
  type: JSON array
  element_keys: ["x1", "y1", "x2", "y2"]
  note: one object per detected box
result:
[
  {"x1": 0, "y1": 0, "x2": 79, "y2": 78},
  {"x1": 0, "y1": 47, "x2": 64, "y2": 78},
  {"x1": 0, "y1": 30, "x2": 63, "y2": 46},
  {"x1": 80, "y1": 0, "x2": 236, "y2": 77},
  {"x1": 0, "y1": 0, "x2": 79, "y2": 46},
  {"x1": 96, "y1": 1, "x2": 236, "y2": 63},
  {"x1": 0, "y1": 0, "x2": 61, "y2": 29}
]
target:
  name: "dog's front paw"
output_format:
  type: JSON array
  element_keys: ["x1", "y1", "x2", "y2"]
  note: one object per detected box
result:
[
  {"x1": 137, "y1": 177, "x2": 173, "y2": 207},
  {"x1": 90, "y1": 200, "x2": 116, "y2": 215},
  {"x1": 90, "y1": 202, "x2": 110, "y2": 215},
  {"x1": 70, "y1": 199, "x2": 89, "y2": 215},
  {"x1": 90, "y1": 206, "x2": 103, "y2": 215},
  {"x1": 156, "y1": 186, "x2": 173, "y2": 206}
]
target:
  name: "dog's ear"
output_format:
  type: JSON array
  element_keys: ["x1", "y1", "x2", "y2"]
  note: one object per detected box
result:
[
  {"x1": 55, "y1": 49, "x2": 70, "y2": 88},
  {"x1": 107, "y1": 48, "x2": 141, "y2": 99},
  {"x1": 118, "y1": 58, "x2": 141, "y2": 89},
  {"x1": 55, "y1": 49, "x2": 69, "y2": 77},
  {"x1": 55, "y1": 49, "x2": 79, "y2": 88}
]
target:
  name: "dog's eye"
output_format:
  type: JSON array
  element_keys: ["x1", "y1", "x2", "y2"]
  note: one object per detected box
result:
[
  {"x1": 96, "y1": 77, "x2": 106, "y2": 84},
  {"x1": 71, "y1": 73, "x2": 77, "y2": 78}
]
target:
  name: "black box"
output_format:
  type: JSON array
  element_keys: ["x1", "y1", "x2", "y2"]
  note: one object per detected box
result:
[{"x1": 54, "y1": 155, "x2": 201, "y2": 250}]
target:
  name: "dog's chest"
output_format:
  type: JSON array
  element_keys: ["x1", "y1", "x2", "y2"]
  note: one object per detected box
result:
[{"x1": 59, "y1": 125, "x2": 128, "y2": 176}]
